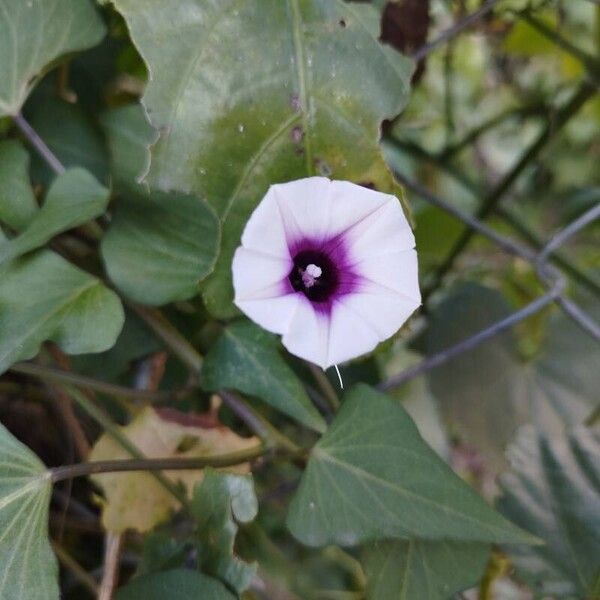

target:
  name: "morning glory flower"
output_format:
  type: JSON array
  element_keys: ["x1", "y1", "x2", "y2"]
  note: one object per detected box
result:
[{"x1": 232, "y1": 177, "x2": 421, "y2": 369}]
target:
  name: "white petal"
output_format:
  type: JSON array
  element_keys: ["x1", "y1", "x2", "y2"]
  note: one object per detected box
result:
[
  {"x1": 236, "y1": 294, "x2": 302, "y2": 336},
  {"x1": 328, "y1": 181, "x2": 392, "y2": 235},
  {"x1": 240, "y1": 186, "x2": 290, "y2": 258},
  {"x1": 344, "y1": 199, "x2": 415, "y2": 260},
  {"x1": 336, "y1": 289, "x2": 420, "y2": 342},
  {"x1": 271, "y1": 177, "x2": 332, "y2": 243},
  {"x1": 232, "y1": 247, "x2": 292, "y2": 301},
  {"x1": 354, "y1": 249, "x2": 421, "y2": 303},
  {"x1": 281, "y1": 298, "x2": 329, "y2": 368},
  {"x1": 325, "y1": 300, "x2": 381, "y2": 367}
]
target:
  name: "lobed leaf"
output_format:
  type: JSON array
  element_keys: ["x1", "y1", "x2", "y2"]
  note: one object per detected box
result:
[{"x1": 287, "y1": 384, "x2": 537, "y2": 547}]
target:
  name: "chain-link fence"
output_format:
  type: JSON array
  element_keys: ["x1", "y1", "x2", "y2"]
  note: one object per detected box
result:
[{"x1": 378, "y1": 0, "x2": 600, "y2": 393}]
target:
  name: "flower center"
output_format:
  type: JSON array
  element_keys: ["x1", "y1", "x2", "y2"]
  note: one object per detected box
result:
[{"x1": 289, "y1": 250, "x2": 338, "y2": 302}]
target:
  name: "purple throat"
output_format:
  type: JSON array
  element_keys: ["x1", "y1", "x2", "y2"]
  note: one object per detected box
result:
[{"x1": 286, "y1": 236, "x2": 360, "y2": 306}]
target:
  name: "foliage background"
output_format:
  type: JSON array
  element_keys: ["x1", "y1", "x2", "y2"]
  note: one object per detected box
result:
[{"x1": 0, "y1": 0, "x2": 598, "y2": 599}]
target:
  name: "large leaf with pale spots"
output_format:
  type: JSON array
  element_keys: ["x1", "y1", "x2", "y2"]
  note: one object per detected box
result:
[
  {"x1": 90, "y1": 407, "x2": 259, "y2": 533},
  {"x1": 0, "y1": 0, "x2": 106, "y2": 117},
  {"x1": 0, "y1": 422, "x2": 58, "y2": 600},
  {"x1": 105, "y1": 0, "x2": 414, "y2": 317},
  {"x1": 287, "y1": 384, "x2": 537, "y2": 547}
]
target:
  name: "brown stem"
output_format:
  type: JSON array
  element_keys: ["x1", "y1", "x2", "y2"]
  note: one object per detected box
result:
[{"x1": 50, "y1": 445, "x2": 268, "y2": 484}]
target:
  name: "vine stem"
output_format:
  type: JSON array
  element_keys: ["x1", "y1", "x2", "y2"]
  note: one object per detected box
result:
[
  {"x1": 50, "y1": 444, "x2": 267, "y2": 483},
  {"x1": 10, "y1": 361, "x2": 192, "y2": 404},
  {"x1": 13, "y1": 113, "x2": 65, "y2": 175},
  {"x1": 130, "y1": 304, "x2": 204, "y2": 374}
]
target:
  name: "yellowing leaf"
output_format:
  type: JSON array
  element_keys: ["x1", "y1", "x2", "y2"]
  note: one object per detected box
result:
[{"x1": 90, "y1": 407, "x2": 259, "y2": 533}]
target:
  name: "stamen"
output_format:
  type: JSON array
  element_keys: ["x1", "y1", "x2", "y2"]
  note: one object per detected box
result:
[{"x1": 301, "y1": 263, "x2": 322, "y2": 288}]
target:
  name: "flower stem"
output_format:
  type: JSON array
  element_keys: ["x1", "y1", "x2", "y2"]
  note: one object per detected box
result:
[{"x1": 308, "y1": 363, "x2": 340, "y2": 411}]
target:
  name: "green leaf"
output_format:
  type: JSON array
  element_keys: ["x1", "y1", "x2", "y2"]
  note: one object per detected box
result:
[
  {"x1": 0, "y1": 0, "x2": 106, "y2": 117},
  {"x1": 101, "y1": 188, "x2": 221, "y2": 305},
  {"x1": 421, "y1": 283, "x2": 599, "y2": 470},
  {"x1": 202, "y1": 320, "x2": 326, "y2": 433},
  {"x1": 498, "y1": 426, "x2": 600, "y2": 598},
  {"x1": 0, "y1": 422, "x2": 58, "y2": 600},
  {"x1": 0, "y1": 250, "x2": 124, "y2": 374},
  {"x1": 0, "y1": 140, "x2": 38, "y2": 230},
  {"x1": 363, "y1": 540, "x2": 490, "y2": 600},
  {"x1": 287, "y1": 384, "x2": 537, "y2": 547},
  {"x1": 191, "y1": 469, "x2": 258, "y2": 594},
  {"x1": 26, "y1": 94, "x2": 110, "y2": 186},
  {"x1": 106, "y1": 0, "x2": 414, "y2": 316},
  {"x1": 100, "y1": 103, "x2": 221, "y2": 306},
  {"x1": 100, "y1": 104, "x2": 158, "y2": 188},
  {"x1": 115, "y1": 569, "x2": 236, "y2": 600},
  {"x1": 0, "y1": 168, "x2": 109, "y2": 265}
]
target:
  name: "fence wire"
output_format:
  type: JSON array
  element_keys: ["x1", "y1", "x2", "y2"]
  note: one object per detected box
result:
[{"x1": 381, "y1": 1, "x2": 600, "y2": 392}]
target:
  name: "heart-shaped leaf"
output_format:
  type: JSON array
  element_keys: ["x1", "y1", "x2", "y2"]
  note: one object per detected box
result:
[
  {"x1": 0, "y1": 168, "x2": 110, "y2": 265},
  {"x1": 498, "y1": 425, "x2": 600, "y2": 598},
  {"x1": 0, "y1": 0, "x2": 106, "y2": 117},
  {"x1": 202, "y1": 320, "x2": 326, "y2": 433},
  {"x1": 0, "y1": 250, "x2": 124, "y2": 374},
  {"x1": 106, "y1": 0, "x2": 414, "y2": 316},
  {"x1": 0, "y1": 422, "x2": 58, "y2": 600},
  {"x1": 363, "y1": 540, "x2": 490, "y2": 600},
  {"x1": 287, "y1": 384, "x2": 537, "y2": 547}
]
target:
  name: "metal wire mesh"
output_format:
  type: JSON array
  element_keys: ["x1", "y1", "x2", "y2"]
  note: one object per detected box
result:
[{"x1": 380, "y1": 0, "x2": 600, "y2": 392}]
